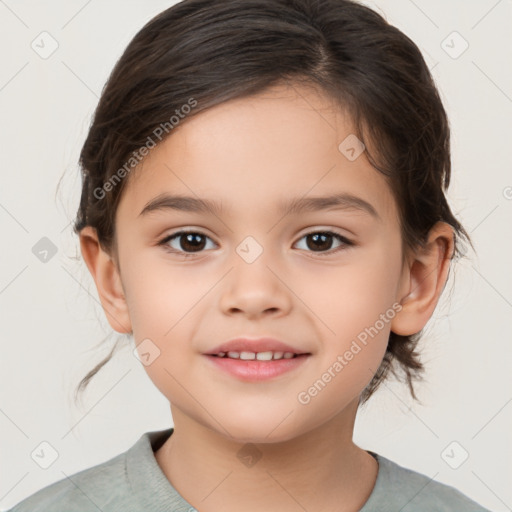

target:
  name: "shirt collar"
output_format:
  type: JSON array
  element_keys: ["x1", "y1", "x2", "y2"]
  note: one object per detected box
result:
[{"x1": 126, "y1": 427, "x2": 384, "y2": 511}]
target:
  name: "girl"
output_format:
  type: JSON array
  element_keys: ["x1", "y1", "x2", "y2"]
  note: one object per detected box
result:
[{"x1": 8, "y1": 0, "x2": 493, "y2": 510}]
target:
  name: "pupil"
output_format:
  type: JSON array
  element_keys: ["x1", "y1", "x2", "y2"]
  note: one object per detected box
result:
[
  {"x1": 307, "y1": 233, "x2": 332, "y2": 251},
  {"x1": 182, "y1": 233, "x2": 205, "y2": 252}
]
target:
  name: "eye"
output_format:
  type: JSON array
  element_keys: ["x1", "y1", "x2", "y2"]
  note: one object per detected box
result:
[
  {"x1": 158, "y1": 229, "x2": 354, "y2": 258},
  {"x1": 158, "y1": 230, "x2": 216, "y2": 258},
  {"x1": 294, "y1": 230, "x2": 354, "y2": 256}
]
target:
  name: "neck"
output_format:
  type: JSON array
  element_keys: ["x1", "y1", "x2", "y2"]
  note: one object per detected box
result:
[{"x1": 154, "y1": 398, "x2": 378, "y2": 512}]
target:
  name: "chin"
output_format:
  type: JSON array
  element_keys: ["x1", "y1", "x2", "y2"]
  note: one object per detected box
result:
[{"x1": 211, "y1": 416, "x2": 309, "y2": 446}]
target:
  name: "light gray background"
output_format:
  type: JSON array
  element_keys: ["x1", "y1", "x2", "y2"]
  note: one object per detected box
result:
[{"x1": 0, "y1": 1, "x2": 511, "y2": 510}]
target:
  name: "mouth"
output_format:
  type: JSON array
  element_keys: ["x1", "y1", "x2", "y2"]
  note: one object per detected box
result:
[
  {"x1": 203, "y1": 337, "x2": 312, "y2": 381},
  {"x1": 208, "y1": 350, "x2": 310, "y2": 361},
  {"x1": 205, "y1": 336, "x2": 311, "y2": 359}
]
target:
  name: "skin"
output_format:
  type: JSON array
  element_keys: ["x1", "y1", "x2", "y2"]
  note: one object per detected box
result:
[{"x1": 80, "y1": 82, "x2": 454, "y2": 512}]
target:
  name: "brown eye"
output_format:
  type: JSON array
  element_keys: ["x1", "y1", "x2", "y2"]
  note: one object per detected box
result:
[
  {"x1": 159, "y1": 230, "x2": 215, "y2": 256},
  {"x1": 159, "y1": 229, "x2": 354, "y2": 258},
  {"x1": 178, "y1": 233, "x2": 207, "y2": 252},
  {"x1": 294, "y1": 231, "x2": 354, "y2": 256},
  {"x1": 306, "y1": 232, "x2": 335, "y2": 251}
]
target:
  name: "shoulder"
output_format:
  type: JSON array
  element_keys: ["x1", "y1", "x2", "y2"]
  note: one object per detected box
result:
[
  {"x1": 7, "y1": 445, "x2": 131, "y2": 512},
  {"x1": 7, "y1": 429, "x2": 180, "y2": 512},
  {"x1": 361, "y1": 451, "x2": 492, "y2": 512}
]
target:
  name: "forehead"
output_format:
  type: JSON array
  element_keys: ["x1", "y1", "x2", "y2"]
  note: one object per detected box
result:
[{"x1": 117, "y1": 82, "x2": 398, "y2": 225}]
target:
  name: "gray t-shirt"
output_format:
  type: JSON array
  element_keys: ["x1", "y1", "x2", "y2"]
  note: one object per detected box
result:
[{"x1": 7, "y1": 428, "x2": 491, "y2": 511}]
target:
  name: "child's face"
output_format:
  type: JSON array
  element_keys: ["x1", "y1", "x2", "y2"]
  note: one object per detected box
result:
[{"x1": 113, "y1": 82, "x2": 410, "y2": 441}]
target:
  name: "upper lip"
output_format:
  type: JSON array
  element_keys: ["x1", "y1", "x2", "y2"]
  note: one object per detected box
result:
[{"x1": 205, "y1": 337, "x2": 310, "y2": 355}]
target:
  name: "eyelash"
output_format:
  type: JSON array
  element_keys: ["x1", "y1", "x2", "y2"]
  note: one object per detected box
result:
[{"x1": 157, "y1": 229, "x2": 355, "y2": 258}]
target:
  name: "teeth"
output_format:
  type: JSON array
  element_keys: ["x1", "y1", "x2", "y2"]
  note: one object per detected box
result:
[
  {"x1": 256, "y1": 351, "x2": 273, "y2": 361},
  {"x1": 218, "y1": 351, "x2": 297, "y2": 360}
]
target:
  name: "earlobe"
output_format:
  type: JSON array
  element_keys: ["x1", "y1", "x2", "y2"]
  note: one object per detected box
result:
[
  {"x1": 391, "y1": 222, "x2": 454, "y2": 336},
  {"x1": 79, "y1": 226, "x2": 132, "y2": 334}
]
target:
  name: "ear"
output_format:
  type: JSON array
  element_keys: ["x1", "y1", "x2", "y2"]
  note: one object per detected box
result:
[
  {"x1": 391, "y1": 222, "x2": 455, "y2": 336},
  {"x1": 79, "y1": 226, "x2": 132, "y2": 334}
]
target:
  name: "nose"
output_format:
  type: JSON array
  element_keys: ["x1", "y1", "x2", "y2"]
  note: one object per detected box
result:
[{"x1": 218, "y1": 252, "x2": 293, "y2": 319}]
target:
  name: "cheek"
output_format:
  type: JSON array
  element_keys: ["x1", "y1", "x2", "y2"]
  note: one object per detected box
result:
[
  {"x1": 121, "y1": 247, "x2": 207, "y2": 336},
  {"x1": 314, "y1": 245, "x2": 402, "y2": 337},
  {"x1": 126, "y1": 274, "x2": 200, "y2": 403},
  {"x1": 121, "y1": 254, "x2": 212, "y2": 377},
  {"x1": 308, "y1": 243, "x2": 402, "y2": 387}
]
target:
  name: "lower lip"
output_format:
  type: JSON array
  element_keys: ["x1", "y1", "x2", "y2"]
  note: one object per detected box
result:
[{"x1": 204, "y1": 354, "x2": 311, "y2": 382}]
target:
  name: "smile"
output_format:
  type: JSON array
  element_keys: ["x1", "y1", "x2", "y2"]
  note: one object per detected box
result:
[{"x1": 214, "y1": 350, "x2": 300, "y2": 360}]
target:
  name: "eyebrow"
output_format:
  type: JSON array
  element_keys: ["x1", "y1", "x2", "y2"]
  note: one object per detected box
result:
[{"x1": 138, "y1": 192, "x2": 380, "y2": 220}]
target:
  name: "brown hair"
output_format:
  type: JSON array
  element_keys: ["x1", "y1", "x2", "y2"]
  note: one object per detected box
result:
[{"x1": 73, "y1": 0, "x2": 472, "y2": 405}]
